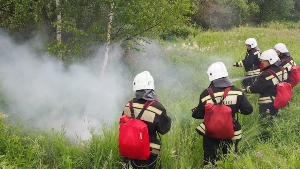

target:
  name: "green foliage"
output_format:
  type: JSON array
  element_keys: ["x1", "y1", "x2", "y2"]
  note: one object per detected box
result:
[
  {"x1": 192, "y1": 0, "x2": 260, "y2": 30},
  {"x1": 254, "y1": 0, "x2": 295, "y2": 22},
  {"x1": 1, "y1": 0, "x2": 195, "y2": 63},
  {"x1": 160, "y1": 25, "x2": 199, "y2": 41}
]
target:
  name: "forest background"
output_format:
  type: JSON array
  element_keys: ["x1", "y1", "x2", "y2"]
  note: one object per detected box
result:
[{"x1": 1, "y1": 0, "x2": 300, "y2": 168}]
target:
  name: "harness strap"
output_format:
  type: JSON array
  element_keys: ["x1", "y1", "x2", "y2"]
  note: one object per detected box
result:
[
  {"x1": 128, "y1": 100, "x2": 157, "y2": 119},
  {"x1": 207, "y1": 86, "x2": 231, "y2": 105},
  {"x1": 282, "y1": 58, "x2": 295, "y2": 66},
  {"x1": 265, "y1": 66, "x2": 285, "y2": 82}
]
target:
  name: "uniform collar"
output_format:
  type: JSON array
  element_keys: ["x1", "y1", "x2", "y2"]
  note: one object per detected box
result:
[{"x1": 212, "y1": 77, "x2": 233, "y2": 88}]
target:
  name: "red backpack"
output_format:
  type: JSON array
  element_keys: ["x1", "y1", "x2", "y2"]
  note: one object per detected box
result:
[
  {"x1": 265, "y1": 68, "x2": 292, "y2": 109},
  {"x1": 118, "y1": 100, "x2": 156, "y2": 160},
  {"x1": 289, "y1": 66, "x2": 300, "y2": 87},
  {"x1": 282, "y1": 58, "x2": 300, "y2": 87},
  {"x1": 204, "y1": 87, "x2": 234, "y2": 139}
]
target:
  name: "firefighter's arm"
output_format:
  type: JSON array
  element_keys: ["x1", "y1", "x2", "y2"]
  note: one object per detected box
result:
[
  {"x1": 233, "y1": 61, "x2": 244, "y2": 67},
  {"x1": 237, "y1": 93, "x2": 253, "y2": 115},
  {"x1": 245, "y1": 75, "x2": 268, "y2": 94},
  {"x1": 156, "y1": 112, "x2": 171, "y2": 135},
  {"x1": 192, "y1": 93, "x2": 205, "y2": 119},
  {"x1": 242, "y1": 51, "x2": 259, "y2": 68},
  {"x1": 192, "y1": 105, "x2": 204, "y2": 119}
]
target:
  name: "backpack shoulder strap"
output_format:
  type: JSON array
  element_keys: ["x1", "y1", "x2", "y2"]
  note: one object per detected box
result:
[
  {"x1": 207, "y1": 87, "x2": 231, "y2": 105},
  {"x1": 129, "y1": 100, "x2": 135, "y2": 118},
  {"x1": 282, "y1": 58, "x2": 295, "y2": 66},
  {"x1": 207, "y1": 87, "x2": 217, "y2": 104},
  {"x1": 266, "y1": 69, "x2": 281, "y2": 82},
  {"x1": 136, "y1": 100, "x2": 157, "y2": 120},
  {"x1": 223, "y1": 86, "x2": 231, "y2": 98},
  {"x1": 266, "y1": 67, "x2": 285, "y2": 82}
]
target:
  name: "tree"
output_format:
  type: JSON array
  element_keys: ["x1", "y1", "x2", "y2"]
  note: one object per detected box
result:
[
  {"x1": 192, "y1": 0, "x2": 259, "y2": 30},
  {"x1": 1, "y1": 0, "x2": 194, "y2": 66},
  {"x1": 249, "y1": 0, "x2": 294, "y2": 23}
]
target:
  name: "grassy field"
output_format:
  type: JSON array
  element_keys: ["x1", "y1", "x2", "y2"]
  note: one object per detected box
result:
[{"x1": 1, "y1": 24, "x2": 300, "y2": 168}]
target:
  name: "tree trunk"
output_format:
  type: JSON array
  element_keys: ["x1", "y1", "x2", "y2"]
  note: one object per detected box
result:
[
  {"x1": 101, "y1": 2, "x2": 114, "y2": 76},
  {"x1": 56, "y1": 0, "x2": 62, "y2": 63}
]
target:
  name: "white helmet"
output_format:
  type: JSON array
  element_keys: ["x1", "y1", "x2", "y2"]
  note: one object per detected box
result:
[
  {"x1": 274, "y1": 43, "x2": 289, "y2": 53},
  {"x1": 133, "y1": 71, "x2": 154, "y2": 91},
  {"x1": 245, "y1": 38, "x2": 257, "y2": 48},
  {"x1": 206, "y1": 62, "x2": 228, "y2": 81},
  {"x1": 260, "y1": 49, "x2": 279, "y2": 65}
]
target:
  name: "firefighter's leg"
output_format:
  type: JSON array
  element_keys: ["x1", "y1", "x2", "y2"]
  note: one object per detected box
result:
[
  {"x1": 203, "y1": 136, "x2": 219, "y2": 166},
  {"x1": 220, "y1": 140, "x2": 234, "y2": 159},
  {"x1": 131, "y1": 154, "x2": 158, "y2": 169},
  {"x1": 259, "y1": 103, "x2": 278, "y2": 141}
]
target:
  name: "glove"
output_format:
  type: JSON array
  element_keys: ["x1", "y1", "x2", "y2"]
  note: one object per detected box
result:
[{"x1": 244, "y1": 86, "x2": 251, "y2": 93}]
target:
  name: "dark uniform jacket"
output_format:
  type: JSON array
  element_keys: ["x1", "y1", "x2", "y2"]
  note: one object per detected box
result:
[
  {"x1": 234, "y1": 48, "x2": 261, "y2": 76},
  {"x1": 192, "y1": 85, "x2": 253, "y2": 119},
  {"x1": 192, "y1": 85, "x2": 253, "y2": 139},
  {"x1": 279, "y1": 53, "x2": 296, "y2": 83},
  {"x1": 122, "y1": 98, "x2": 171, "y2": 154},
  {"x1": 246, "y1": 64, "x2": 288, "y2": 107}
]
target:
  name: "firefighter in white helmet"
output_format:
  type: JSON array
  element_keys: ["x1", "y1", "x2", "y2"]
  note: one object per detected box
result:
[
  {"x1": 120, "y1": 71, "x2": 171, "y2": 169},
  {"x1": 192, "y1": 62, "x2": 253, "y2": 166},
  {"x1": 274, "y1": 43, "x2": 296, "y2": 84},
  {"x1": 245, "y1": 49, "x2": 288, "y2": 138},
  {"x1": 233, "y1": 38, "x2": 261, "y2": 88}
]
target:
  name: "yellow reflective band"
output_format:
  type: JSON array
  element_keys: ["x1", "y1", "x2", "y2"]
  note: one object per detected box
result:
[
  {"x1": 254, "y1": 51, "x2": 260, "y2": 55},
  {"x1": 258, "y1": 100, "x2": 272, "y2": 104},
  {"x1": 259, "y1": 96, "x2": 274, "y2": 100},
  {"x1": 245, "y1": 69, "x2": 261, "y2": 76},
  {"x1": 238, "y1": 61, "x2": 244, "y2": 67},
  {"x1": 246, "y1": 86, "x2": 251, "y2": 93},
  {"x1": 141, "y1": 110, "x2": 155, "y2": 123},
  {"x1": 133, "y1": 103, "x2": 144, "y2": 109},
  {"x1": 150, "y1": 143, "x2": 161, "y2": 150},
  {"x1": 201, "y1": 91, "x2": 242, "y2": 102},
  {"x1": 258, "y1": 96, "x2": 275, "y2": 104},
  {"x1": 283, "y1": 64, "x2": 292, "y2": 71},
  {"x1": 246, "y1": 69, "x2": 261, "y2": 73},
  {"x1": 228, "y1": 91, "x2": 243, "y2": 95},
  {"x1": 196, "y1": 123, "x2": 206, "y2": 134},
  {"x1": 232, "y1": 129, "x2": 242, "y2": 140},
  {"x1": 147, "y1": 106, "x2": 162, "y2": 115},
  {"x1": 265, "y1": 74, "x2": 274, "y2": 80},
  {"x1": 151, "y1": 149, "x2": 160, "y2": 155}
]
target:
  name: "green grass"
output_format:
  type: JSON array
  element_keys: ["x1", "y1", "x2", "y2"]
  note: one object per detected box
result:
[{"x1": 1, "y1": 24, "x2": 300, "y2": 168}]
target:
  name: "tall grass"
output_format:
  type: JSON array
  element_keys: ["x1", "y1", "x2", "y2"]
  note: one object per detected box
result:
[{"x1": 1, "y1": 25, "x2": 300, "y2": 168}]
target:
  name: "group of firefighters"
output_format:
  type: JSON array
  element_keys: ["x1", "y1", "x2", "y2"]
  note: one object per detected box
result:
[{"x1": 119, "y1": 38, "x2": 296, "y2": 168}]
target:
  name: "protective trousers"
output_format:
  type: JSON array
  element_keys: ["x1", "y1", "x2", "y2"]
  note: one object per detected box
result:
[
  {"x1": 203, "y1": 136, "x2": 233, "y2": 165},
  {"x1": 125, "y1": 154, "x2": 158, "y2": 169}
]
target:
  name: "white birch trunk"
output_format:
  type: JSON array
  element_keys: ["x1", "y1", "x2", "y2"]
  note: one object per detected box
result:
[
  {"x1": 56, "y1": 0, "x2": 62, "y2": 62},
  {"x1": 101, "y1": 2, "x2": 114, "y2": 76}
]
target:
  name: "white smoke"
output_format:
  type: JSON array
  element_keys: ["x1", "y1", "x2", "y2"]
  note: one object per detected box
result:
[
  {"x1": 0, "y1": 32, "x2": 132, "y2": 141},
  {"x1": 0, "y1": 31, "x2": 239, "y2": 141}
]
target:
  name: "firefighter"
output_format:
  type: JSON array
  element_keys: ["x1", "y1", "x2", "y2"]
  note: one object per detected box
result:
[
  {"x1": 274, "y1": 43, "x2": 296, "y2": 83},
  {"x1": 121, "y1": 71, "x2": 171, "y2": 169},
  {"x1": 192, "y1": 62, "x2": 253, "y2": 166},
  {"x1": 245, "y1": 49, "x2": 288, "y2": 118},
  {"x1": 233, "y1": 38, "x2": 261, "y2": 89}
]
